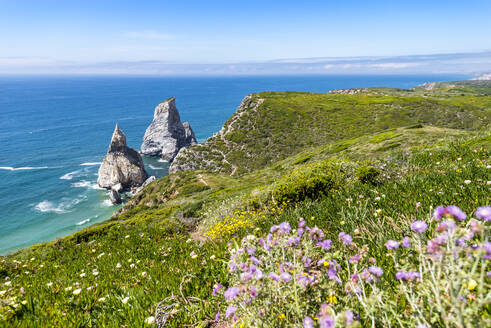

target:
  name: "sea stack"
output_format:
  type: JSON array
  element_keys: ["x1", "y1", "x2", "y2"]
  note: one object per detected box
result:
[
  {"x1": 98, "y1": 124, "x2": 148, "y2": 203},
  {"x1": 140, "y1": 97, "x2": 197, "y2": 161}
]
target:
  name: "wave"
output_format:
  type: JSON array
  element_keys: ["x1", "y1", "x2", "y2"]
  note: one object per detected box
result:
[
  {"x1": 157, "y1": 159, "x2": 169, "y2": 163},
  {"x1": 60, "y1": 170, "x2": 81, "y2": 180},
  {"x1": 34, "y1": 196, "x2": 87, "y2": 214},
  {"x1": 149, "y1": 164, "x2": 165, "y2": 170},
  {"x1": 80, "y1": 162, "x2": 102, "y2": 166},
  {"x1": 0, "y1": 166, "x2": 50, "y2": 171},
  {"x1": 71, "y1": 180, "x2": 104, "y2": 190},
  {"x1": 102, "y1": 199, "x2": 114, "y2": 207},
  {"x1": 76, "y1": 218, "x2": 91, "y2": 226}
]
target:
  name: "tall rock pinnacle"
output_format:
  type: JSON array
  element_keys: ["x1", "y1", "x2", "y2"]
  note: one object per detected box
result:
[
  {"x1": 140, "y1": 97, "x2": 197, "y2": 161},
  {"x1": 98, "y1": 124, "x2": 148, "y2": 191}
]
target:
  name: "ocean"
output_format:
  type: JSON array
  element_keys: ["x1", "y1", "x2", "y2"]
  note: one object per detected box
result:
[{"x1": 0, "y1": 74, "x2": 468, "y2": 254}]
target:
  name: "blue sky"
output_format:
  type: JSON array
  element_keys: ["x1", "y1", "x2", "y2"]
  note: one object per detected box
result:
[{"x1": 1, "y1": 0, "x2": 491, "y2": 74}]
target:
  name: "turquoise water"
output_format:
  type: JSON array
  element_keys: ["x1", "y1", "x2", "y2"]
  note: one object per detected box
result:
[{"x1": 0, "y1": 74, "x2": 468, "y2": 254}]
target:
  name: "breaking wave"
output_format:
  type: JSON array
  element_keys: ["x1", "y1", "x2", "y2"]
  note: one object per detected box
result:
[{"x1": 0, "y1": 166, "x2": 50, "y2": 171}]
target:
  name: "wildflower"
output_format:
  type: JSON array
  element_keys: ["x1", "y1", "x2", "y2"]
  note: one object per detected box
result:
[
  {"x1": 298, "y1": 218, "x2": 306, "y2": 228},
  {"x1": 319, "y1": 315, "x2": 335, "y2": 328},
  {"x1": 475, "y1": 206, "x2": 491, "y2": 221},
  {"x1": 98, "y1": 297, "x2": 106, "y2": 302},
  {"x1": 344, "y1": 310, "x2": 354, "y2": 325},
  {"x1": 303, "y1": 316, "x2": 314, "y2": 328},
  {"x1": 349, "y1": 254, "x2": 361, "y2": 263},
  {"x1": 436, "y1": 220, "x2": 456, "y2": 232},
  {"x1": 269, "y1": 272, "x2": 280, "y2": 281},
  {"x1": 80, "y1": 273, "x2": 86, "y2": 278},
  {"x1": 395, "y1": 271, "x2": 421, "y2": 281},
  {"x1": 224, "y1": 286, "x2": 240, "y2": 300},
  {"x1": 385, "y1": 240, "x2": 399, "y2": 250},
  {"x1": 411, "y1": 220, "x2": 428, "y2": 233},
  {"x1": 73, "y1": 288, "x2": 82, "y2": 295},
  {"x1": 433, "y1": 206, "x2": 445, "y2": 220},
  {"x1": 280, "y1": 272, "x2": 292, "y2": 282},
  {"x1": 279, "y1": 222, "x2": 291, "y2": 233},
  {"x1": 338, "y1": 232, "x2": 353, "y2": 245},
  {"x1": 368, "y1": 266, "x2": 384, "y2": 277},
  {"x1": 240, "y1": 272, "x2": 253, "y2": 282},
  {"x1": 225, "y1": 305, "x2": 236, "y2": 318},
  {"x1": 190, "y1": 251, "x2": 198, "y2": 259},
  {"x1": 122, "y1": 296, "x2": 130, "y2": 304},
  {"x1": 316, "y1": 239, "x2": 332, "y2": 250},
  {"x1": 46, "y1": 282, "x2": 53, "y2": 287},
  {"x1": 144, "y1": 316, "x2": 155, "y2": 325},
  {"x1": 467, "y1": 279, "x2": 477, "y2": 291},
  {"x1": 4, "y1": 281, "x2": 11, "y2": 286},
  {"x1": 401, "y1": 236, "x2": 411, "y2": 248},
  {"x1": 92, "y1": 269, "x2": 99, "y2": 276},
  {"x1": 141, "y1": 271, "x2": 148, "y2": 278},
  {"x1": 215, "y1": 312, "x2": 220, "y2": 322},
  {"x1": 278, "y1": 313, "x2": 285, "y2": 319},
  {"x1": 212, "y1": 284, "x2": 223, "y2": 296},
  {"x1": 464, "y1": 179, "x2": 471, "y2": 184},
  {"x1": 116, "y1": 263, "x2": 122, "y2": 269},
  {"x1": 130, "y1": 263, "x2": 136, "y2": 269},
  {"x1": 0, "y1": 290, "x2": 6, "y2": 296},
  {"x1": 65, "y1": 286, "x2": 73, "y2": 292},
  {"x1": 446, "y1": 205, "x2": 466, "y2": 221}
]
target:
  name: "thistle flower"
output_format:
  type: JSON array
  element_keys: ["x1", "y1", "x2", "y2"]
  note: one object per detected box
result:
[
  {"x1": 316, "y1": 239, "x2": 332, "y2": 250},
  {"x1": 401, "y1": 236, "x2": 411, "y2": 248},
  {"x1": 475, "y1": 206, "x2": 491, "y2": 221},
  {"x1": 385, "y1": 240, "x2": 400, "y2": 250},
  {"x1": 436, "y1": 220, "x2": 456, "y2": 232},
  {"x1": 368, "y1": 266, "x2": 383, "y2": 277},
  {"x1": 433, "y1": 206, "x2": 446, "y2": 220},
  {"x1": 446, "y1": 205, "x2": 466, "y2": 221},
  {"x1": 411, "y1": 220, "x2": 428, "y2": 233},
  {"x1": 338, "y1": 232, "x2": 353, "y2": 245},
  {"x1": 225, "y1": 305, "x2": 236, "y2": 318},
  {"x1": 319, "y1": 315, "x2": 335, "y2": 328},
  {"x1": 224, "y1": 286, "x2": 240, "y2": 300},
  {"x1": 280, "y1": 272, "x2": 292, "y2": 282},
  {"x1": 269, "y1": 272, "x2": 280, "y2": 281},
  {"x1": 212, "y1": 284, "x2": 223, "y2": 296}
]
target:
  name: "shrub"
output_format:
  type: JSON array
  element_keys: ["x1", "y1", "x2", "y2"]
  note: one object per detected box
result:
[
  {"x1": 272, "y1": 160, "x2": 351, "y2": 203},
  {"x1": 355, "y1": 165, "x2": 380, "y2": 185}
]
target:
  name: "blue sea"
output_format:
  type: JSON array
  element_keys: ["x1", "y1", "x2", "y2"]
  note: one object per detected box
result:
[{"x1": 0, "y1": 74, "x2": 468, "y2": 254}]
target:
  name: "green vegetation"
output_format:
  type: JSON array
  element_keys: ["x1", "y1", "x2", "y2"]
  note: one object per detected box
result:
[{"x1": 1, "y1": 81, "x2": 490, "y2": 327}]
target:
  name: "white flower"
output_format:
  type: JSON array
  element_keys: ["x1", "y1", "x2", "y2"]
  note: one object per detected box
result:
[
  {"x1": 73, "y1": 288, "x2": 82, "y2": 295},
  {"x1": 65, "y1": 286, "x2": 73, "y2": 292},
  {"x1": 98, "y1": 297, "x2": 106, "y2": 302},
  {"x1": 190, "y1": 251, "x2": 198, "y2": 259},
  {"x1": 210, "y1": 255, "x2": 216, "y2": 260},
  {"x1": 46, "y1": 282, "x2": 53, "y2": 287},
  {"x1": 141, "y1": 272, "x2": 148, "y2": 278},
  {"x1": 246, "y1": 235, "x2": 256, "y2": 241},
  {"x1": 487, "y1": 181, "x2": 491, "y2": 185},
  {"x1": 92, "y1": 269, "x2": 99, "y2": 276},
  {"x1": 0, "y1": 290, "x2": 6, "y2": 296},
  {"x1": 130, "y1": 263, "x2": 135, "y2": 269},
  {"x1": 97, "y1": 252, "x2": 105, "y2": 258},
  {"x1": 464, "y1": 180, "x2": 471, "y2": 184},
  {"x1": 125, "y1": 235, "x2": 130, "y2": 239},
  {"x1": 122, "y1": 296, "x2": 130, "y2": 304},
  {"x1": 144, "y1": 316, "x2": 155, "y2": 325},
  {"x1": 80, "y1": 273, "x2": 86, "y2": 277},
  {"x1": 374, "y1": 196, "x2": 381, "y2": 201},
  {"x1": 4, "y1": 281, "x2": 11, "y2": 286},
  {"x1": 116, "y1": 263, "x2": 122, "y2": 269}
]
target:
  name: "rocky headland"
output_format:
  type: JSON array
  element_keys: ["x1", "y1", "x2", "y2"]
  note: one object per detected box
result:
[
  {"x1": 98, "y1": 124, "x2": 149, "y2": 203},
  {"x1": 140, "y1": 97, "x2": 197, "y2": 161}
]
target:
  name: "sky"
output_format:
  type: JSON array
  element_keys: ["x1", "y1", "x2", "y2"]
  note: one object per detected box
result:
[{"x1": 1, "y1": 0, "x2": 491, "y2": 75}]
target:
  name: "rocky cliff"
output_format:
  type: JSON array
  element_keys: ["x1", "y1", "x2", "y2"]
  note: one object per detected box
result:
[
  {"x1": 98, "y1": 124, "x2": 148, "y2": 193},
  {"x1": 140, "y1": 97, "x2": 197, "y2": 161}
]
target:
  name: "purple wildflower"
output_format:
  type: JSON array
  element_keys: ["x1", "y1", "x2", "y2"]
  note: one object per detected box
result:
[
  {"x1": 280, "y1": 272, "x2": 292, "y2": 282},
  {"x1": 249, "y1": 286, "x2": 258, "y2": 298},
  {"x1": 433, "y1": 206, "x2": 445, "y2": 220},
  {"x1": 304, "y1": 257, "x2": 312, "y2": 267},
  {"x1": 319, "y1": 315, "x2": 335, "y2": 328},
  {"x1": 247, "y1": 247, "x2": 255, "y2": 255},
  {"x1": 401, "y1": 236, "x2": 411, "y2": 248},
  {"x1": 368, "y1": 266, "x2": 383, "y2": 277},
  {"x1": 279, "y1": 221, "x2": 291, "y2": 233},
  {"x1": 228, "y1": 262, "x2": 237, "y2": 273},
  {"x1": 255, "y1": 269, "x2": 264, "y2": 280},
  {"x1": 299, "y1": 218, "x2": 306, "y2": 228},
  {"x1": 225, "y1": 305, "x2": 236, "y2": 319},
  {"x1": 303, "y1": 317, "x2": 314, "y2": 328},
  {"x1": 224, "y1": 286, "x2": 240, "y2": 300},
  {"x1": 344, "y1": 310, "x2": 354, "y2": 325},
  {"x1": 297, "y1": 228, "x2": 305, "y2": 237},
  {"x1": 270, "y1": 225, "x2": 279, "y2": 233},
  {"x1": 436, "y1": 220, "x2": 456, "y2": 232},
  {"x1": 484, "y1": 242, "x2": 491, "y2": 254},
  {"x1": 212, "y1": 284, "x2": 223, "y2": 296},
  {"x1": 385, "y1": 240, "x2": 400, "y2": 250},
  {"x1": 215, "y1": 312, "x2": 220, "y2": 322},
  {"x1": 446, "y1": 205, "x2": 466, "y2": 221},
  {"x1": 411, "y1": 220, "x2": 428, "y2": 233},
  {"x1": 309, "y1": 227, "x2": 325, "y2": 241},
  {"x1": 250, "y1": 256, "x2": 260, "y2": 265},
  {"x1": 339, "y1": 232, "x2": 353, "y2": 245},
  {"x1": 317, "y1": 239, "x2": 332, "y2": 250},
  {"x1": 349, "y1": 254, "x2": 361, "y2": 263},
  {"x1": 240, "y1": 272, "x2": 252, "y2": 282},
  {"x1": 475, "y1": 206, "x2": 491, "y2": 221},
  {"x1": 268, "y1": 272, "x2": 280, "y2": 281}
]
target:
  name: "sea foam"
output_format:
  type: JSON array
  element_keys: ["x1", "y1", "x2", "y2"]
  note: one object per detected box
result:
[
  {"x1": 60, "y1": 170, "x2": 81, "y2": 180},
  {"x1": 149, "y1": 164, "x2": 164, "y2": 170},
  {"x1": 76, "y1": 218, "x2": 91, "y2": 226},
  {"x1": 0, "y1": 166, "x2": 49, "y2": 171},
  {"x1": 80, "y1": 162, "x2": 102, "y2": 166}
]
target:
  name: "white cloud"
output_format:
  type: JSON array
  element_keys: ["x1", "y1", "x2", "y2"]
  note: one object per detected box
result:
[
  {"x1": 370, "y1": 62, "x2": 423, "y2": 69},
  {"x1": 124, "y1": 30, "x2": 174, "y2": 40}
]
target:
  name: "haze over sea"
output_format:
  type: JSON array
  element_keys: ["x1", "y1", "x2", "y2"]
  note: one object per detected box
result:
[{"x1": 0, "y1": 74, "x2": 467, "y2": 254}]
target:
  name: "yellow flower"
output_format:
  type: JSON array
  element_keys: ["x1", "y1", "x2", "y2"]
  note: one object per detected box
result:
[
  {"x1": 328, "y1": 294, "x2": 338, "y2": 304},
  {"x1": 278, "y1": 313, "x2": 285, "y2": 320},
  {"x1": 468, "y1": 279, "x2": 477, "y2": 291},
  {"x1": 323, "y1": 261, "x2": 329, "y2": 267}
]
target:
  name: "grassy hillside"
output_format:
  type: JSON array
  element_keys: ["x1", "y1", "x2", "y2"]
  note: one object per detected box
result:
[
  {"x1": 170, "y1": 86, "x2": 490, "y2": 175},
  {"x1": 0, "y1": 82, "x2": 490, "y2": 327}
]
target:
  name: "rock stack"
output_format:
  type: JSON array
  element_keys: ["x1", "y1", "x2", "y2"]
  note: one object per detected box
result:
[
  {"x1": 140, "y1": 97, "x2": 197, "y2": 161},
  {"x1": 98, "y1": 124, "x2": 148, "y2": 203}
]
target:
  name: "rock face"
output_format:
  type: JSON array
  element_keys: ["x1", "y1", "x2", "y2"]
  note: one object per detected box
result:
[
  {"x1": 140, "y1": 97, "x2": 197, "y2": 161},
  {"x1": 98, "y1": 124, "x2": 148, "y2": 193}
]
